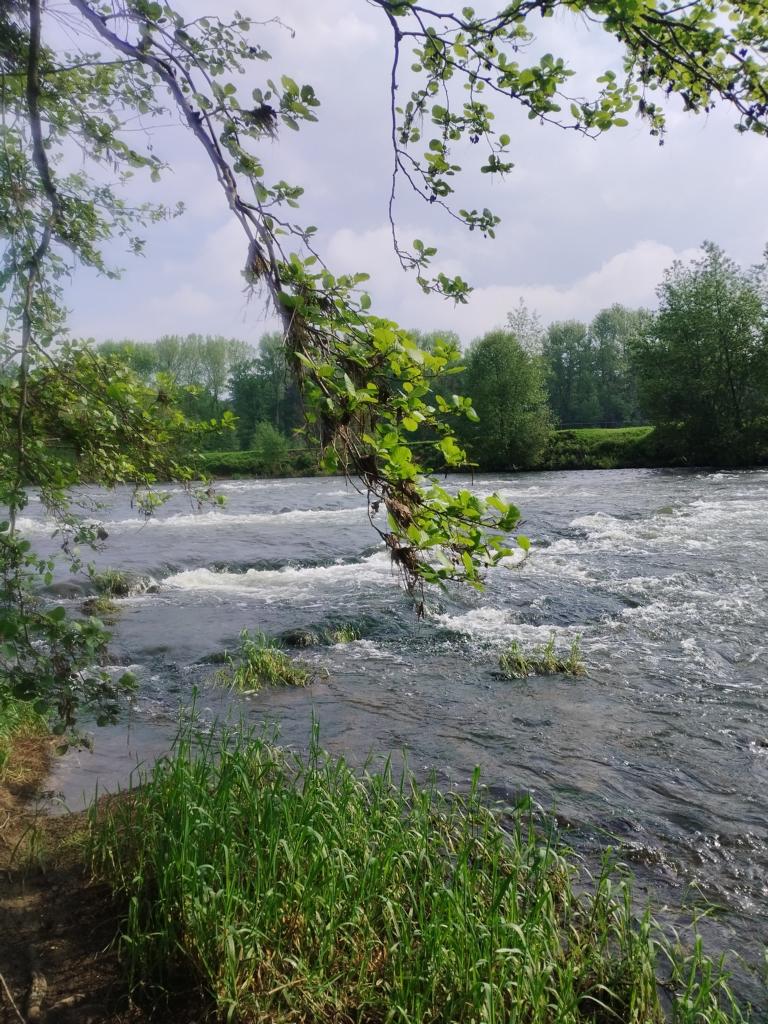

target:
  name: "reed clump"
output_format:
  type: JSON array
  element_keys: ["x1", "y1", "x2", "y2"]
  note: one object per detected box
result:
[
  {"x1": 88, "y1": 723, "x2": 749, "y2": 1024},
  {"x1": 90, "y1": 568, "x2": 136, "y2": 597},
  {"x1": 500, "y1": 633, "x2": 587, "y2": 679},
  {"x1": 217, "y1": 630, "x2": 316, "y2": 691},
  {"x1": 325, "y1": 623, "x2": 360, "y2": 644}
]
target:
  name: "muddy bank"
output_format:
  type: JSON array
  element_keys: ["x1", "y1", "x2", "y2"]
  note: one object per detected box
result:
[{"x1": 0, "y1": 739, "x2": 155, "y2": 1024}]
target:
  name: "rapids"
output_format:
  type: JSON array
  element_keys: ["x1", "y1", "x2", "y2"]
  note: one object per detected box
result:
[{"x1": 20, "y1": 468, "x2": 768, "y2": 1005}]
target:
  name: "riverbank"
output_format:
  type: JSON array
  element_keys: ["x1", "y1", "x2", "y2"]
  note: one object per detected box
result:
[
  {"x1": 0, "y1": 704, "x2": 757, "y2": 1024},
  {"x1": 199, "y1": 426, "x2": 670, "y2": 478},
  {"x1": 537, "y1": 425, "x2": 662, "y2": 470},
  {"x1": 0, "y1": 704, "x2": 145, "y2": 1023}
]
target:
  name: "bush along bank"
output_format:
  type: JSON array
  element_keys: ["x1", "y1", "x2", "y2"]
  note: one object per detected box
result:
[
  {"x1": 89, "y1": 720, "x2": 753, "y2": 1024},
  {"x1": 200, "y1": 427, "x2": 698, "y2": 478},
  {"x1": 537, "y1": 426, "x2": 661, "y2": 471},
  {"x1": 198, "y1": 447, "x2": 321, "y2": 478}
]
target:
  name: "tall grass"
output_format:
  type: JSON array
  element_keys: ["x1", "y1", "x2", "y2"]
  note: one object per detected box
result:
[
  {"x1": 89, "y1": 723, "x2": 750, "y2": 1023},
  {"x1": 216, "y1": 630, "x2": 317, "y2": 691},
  {"x1": 499, "y1": 634, "x2": 587, "y2": 679},
  {"x1": 91, "y1": 567, "x2": 136, "y2": 597}
]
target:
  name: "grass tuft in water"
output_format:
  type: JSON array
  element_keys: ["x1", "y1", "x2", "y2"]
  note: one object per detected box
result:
[
  {"x1": 81, "y1": 593, "x2": 119, "y2": 618},
  {"x1": 280, "y1": 623, "x2": 361, "y2": 647},
  {"x1": 90, "y1": 567, "x2": 135, "y2": 597},
  {"x1": 499, "y1": 633, "x2": 587, "y2": 679},
  {"x1": 325, "y1": 623, "x2": 360, "y2": 644},
  {"x1": 88, "y1": 722, "x2": 750, "y2": 1024},
  {"x1": 217, "y1": 630, "x2": 316, "y2": 691}
]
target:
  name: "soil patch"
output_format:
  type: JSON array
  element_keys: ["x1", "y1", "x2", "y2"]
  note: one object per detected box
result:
[{"x1": 0, "y1": 738, "x2": 201, "y2": 1024}]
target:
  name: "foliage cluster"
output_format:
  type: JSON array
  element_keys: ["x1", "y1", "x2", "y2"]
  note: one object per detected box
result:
[
  {"x1": 633, "y1": 243, "x2": 768, "y2": 466},
  {"x1": 542, "y1": 306, "x2": 647, "y2": 429},
  {"x1": 0, "y1": 350, "x2": 214, "y2": 731},
  {"x1": 455, "y1": 329, "x2": 552, "y2": 470},
  {"x1": 89, "y1": 723, "x2": 750, "y2": 1024}
]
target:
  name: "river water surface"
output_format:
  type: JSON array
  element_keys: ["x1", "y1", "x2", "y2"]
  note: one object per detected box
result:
[{"x1": 20, "y1": 468, "x2": 768, "y2": 1005}]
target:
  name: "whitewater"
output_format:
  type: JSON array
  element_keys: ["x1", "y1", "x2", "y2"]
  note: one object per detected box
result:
[{"x1": 18, "y1": 467, "x2": 768, "y2": 1006}]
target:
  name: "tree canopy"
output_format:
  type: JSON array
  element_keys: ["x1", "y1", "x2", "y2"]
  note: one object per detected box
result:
[
  {"x1": 458, "y1": 330, "x2": 551, "y2": 470},
  {"x1": 632, "y1": 242, "x2": 768, "y2": 465},
  {"x1": 543, "y1": 306, "x2": 645, "y2": 428}
]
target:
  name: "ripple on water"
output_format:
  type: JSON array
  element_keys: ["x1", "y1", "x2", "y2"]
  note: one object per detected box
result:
[{"x1": 16, "y1": 469, "x2": 768, "y2": 1007}]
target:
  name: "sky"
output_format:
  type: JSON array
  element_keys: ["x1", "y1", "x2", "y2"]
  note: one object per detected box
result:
[{"x1": 61, "y1": 0, "x2": 768, "y2": 347}]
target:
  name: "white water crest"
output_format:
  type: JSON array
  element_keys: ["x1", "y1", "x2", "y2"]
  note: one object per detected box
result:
[
  {"x1": 549, "y1": 496, "x2": 766, "y2": 556},
  {"x1": 16, "y1": 505, "x2": 368, "y2": 536},
  {"x1": 433, "y1": 607, "x2": 572, "y2": 644},
  {"x1": 164, "y1": 551, "x2": 396, "y2": 598},
  {"x1": 13, "y1": 516, "x2": 55, "y2": 535}
]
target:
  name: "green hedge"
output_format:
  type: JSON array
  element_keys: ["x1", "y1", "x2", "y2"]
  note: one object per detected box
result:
[
  {"x1": 537, "y1": 426, "x2": 661, "y2": 471},
  {"x1": 200, "y1": 428, "x2": 685, "y2": 478},
  {"x1": 198, "y1": 448, "x2": 319, "y2": 478}
]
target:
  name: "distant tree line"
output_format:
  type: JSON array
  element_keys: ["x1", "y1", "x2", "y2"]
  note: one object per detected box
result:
[
  {"x1": 94, "y1": 332, "x2": 308, "y2": 472},
  {"x1": 93, "y1": 242, "x2": 768, "y2": 473}
]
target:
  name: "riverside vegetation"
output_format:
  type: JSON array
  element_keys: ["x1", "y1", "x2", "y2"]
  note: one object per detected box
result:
[
  {"x1": 4, "y1": 0, "x2": 768, "y2": 1020},
  {"x1": 0, "y1": 625, "x2": 759, "y2": 1022},
  {"x1": 85, "y1": 719, "x2": 751, "y2": 1024},
  {"x1": 200, "y1": 425, "x2": 660, "y2": 477},
  {"x1": 107, "y1": 243, "x2": 768, "y2": 477}
]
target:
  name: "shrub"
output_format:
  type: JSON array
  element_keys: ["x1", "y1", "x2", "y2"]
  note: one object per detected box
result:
[
  {"x1": 250, "y1": 421, "x2": 291, "y2": 475},
  {"x1": 537, "y1": 427, "x2": 657, "y2": 471}
]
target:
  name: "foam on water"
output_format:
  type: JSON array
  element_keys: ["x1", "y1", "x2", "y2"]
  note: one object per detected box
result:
[
  {"x1": 620, "y1": 582, "x2": 767, "y2": 631},
  {"x1": 433, "y1": 607, "x2": 571, "y2": 643},
  {"x1": 164, "y1": 551, "x2": 395, "y2": 598},
  {"x1": 14, "y1": 516, "x2": 56, "y2": 535},
  {"x1": 337, "y1": 638, "x2": 407, "y2": 663},
  {"x1": 16, "y1": 506, "x2": 368, "y2": 535},
  {"x1": 549, "y1": 497, "x2": 767, "y2": 556}
]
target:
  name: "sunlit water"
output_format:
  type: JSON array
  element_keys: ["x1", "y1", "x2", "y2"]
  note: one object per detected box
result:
[{"x1": 18, "y1": 469, "x2": 768, "y2": 1006}]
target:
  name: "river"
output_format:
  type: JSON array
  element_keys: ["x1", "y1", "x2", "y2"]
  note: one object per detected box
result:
[{"x1": 18, "y1": 468, "x2": 768, "y2": 1007}]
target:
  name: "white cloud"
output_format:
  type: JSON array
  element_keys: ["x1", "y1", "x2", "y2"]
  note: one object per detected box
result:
[
  {"x1": 61, "y1": 1, "x2": 768, "y2": 346},
  {"x1": 444, "y1": 240, "x2": 701, "y2": 335},
  {"x1": 325, "y1": 227, "x2": 700, "y2": 340}
]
